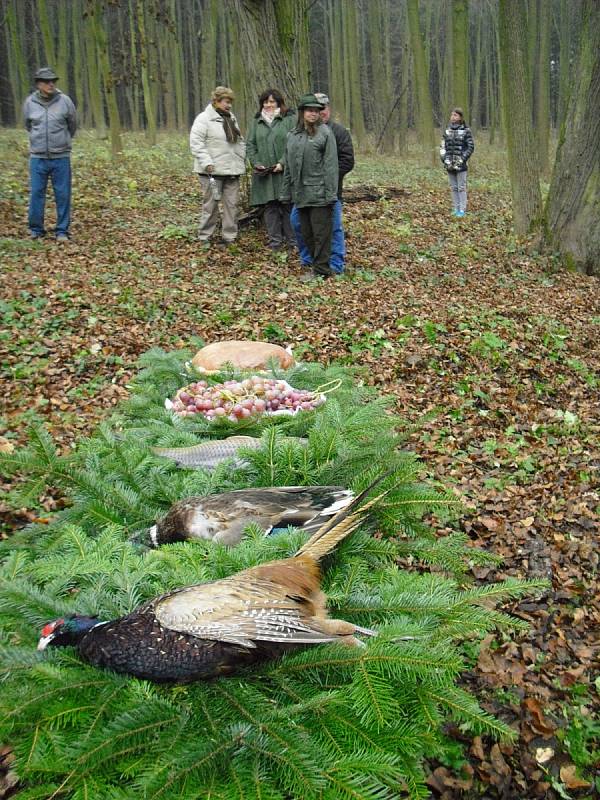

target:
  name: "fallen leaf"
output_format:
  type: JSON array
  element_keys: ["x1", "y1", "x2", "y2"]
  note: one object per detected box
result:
[
  {"x1": 559, "y1": 764, "x2": 591, "y2": 789},
  {"x1": 523, "y1": 697, "x2": 557, "y2": 735},
  {"x1": 489, "y1": 744, "x2": 511, "y2": 776},
  {"x1": 470, "y1": 736, "x2": 485, "y2": 761},
  {"x1": 0, "y1": 436, "x2": 14, "y2": 453}
]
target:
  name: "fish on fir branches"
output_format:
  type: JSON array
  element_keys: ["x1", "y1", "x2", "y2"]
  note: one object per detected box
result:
[
  {"x1": 149, "y1": 485, "x2": 354, "y2": 546},
  {"x1": 37, "y1": 476, "x2": 389, "y2": 682},
  {"x1": 151, "y1": 435, "x2": 307, "y2": 469}
]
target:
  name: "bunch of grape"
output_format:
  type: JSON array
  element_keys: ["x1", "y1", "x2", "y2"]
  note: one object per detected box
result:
[{"x1": 167, "y1": 376, "x2": 326, "y2": 421}]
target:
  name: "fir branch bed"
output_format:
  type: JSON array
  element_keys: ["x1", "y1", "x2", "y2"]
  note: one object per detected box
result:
[{"x1": 0, "y1": 349, "x2": 547, "y2": 799}]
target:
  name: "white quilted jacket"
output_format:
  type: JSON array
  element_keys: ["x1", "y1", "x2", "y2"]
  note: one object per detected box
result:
[{"x1": 190, "y1": 103, "x2": 246, "y2": 176}]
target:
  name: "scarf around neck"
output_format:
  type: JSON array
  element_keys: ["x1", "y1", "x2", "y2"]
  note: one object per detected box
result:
[
  {"x1": 261, "y1": 107, "x2": 281, "y2": 126},
  {"x1": 215, "y1": 108, "x2": 240, "y2": 143}
]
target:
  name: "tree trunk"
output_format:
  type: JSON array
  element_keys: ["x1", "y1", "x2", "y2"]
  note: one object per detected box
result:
[
  {"x1": 407, "y1": 0, "x2": 437, "y2": 165},
  {"x1": 544, "y1": 0, "x2": 600, "y2": 275},
  {"x1": 37, "y1": 0, "x2": 56, "y2": 68},
  {"x1": 124, "y1": 1, "x2": 140, "y2": 130},
  {"x1": 71, "y1": 2, "x2": 86, "y2": 117},
  {"x1": 329, "y1": 0, "x2": 346, "y2": 120},
  {"x1": 371, "y1": 0, "x2": 394, "y2": 152},
  {"x1": 195, "y1": 0, "x2": 216, "y2": 111},
  {"x1": 433, "y1": 3, "x2": 449, "y2": 123},
  {"x1": 536, "y1": 0, "x2": 551, "y2": 173},
  {"x1": 55, "y1": 2, "x2": 69, "y2": 97},
  {"x1": 169, "y1": 0, "x2": 186, "y2": 129},
  {"x1": 526, "y1": 0, "x2": 538, "y2": 111},
  {"x1": 395, "y1": 1, "x2": 410, "y2": 152},
  {"x1": 470, "y1": 4, "x2": 483, "y2": 129},
  {"x1": 556, "y1": 0, "x2": 573, "y2": 123},
  {"x1": 6, "y1": 0, "x2": 29, "y2": 114},
  {"x1": 492, "y1": 8, "x2": 504, "y2": 144},
  {"x1": 136, "y1": 0, "x2": 157, "y2": 144},
  {"x1": 84, "y1": 5, "x2": 106, "y2": 135},
  {"x1": 226, "y1": 0, "x2": 309, "y2": 125},
  {"x1": 498, "y1": 0, "x2": 542, "y2": 236},
  {"x1": 90, "y1": 0, "x2": 123, "y2": 157},
  {"x1": 451, "y1": 0, "x2": 469, "y2": 113},
  {"x1": 342, "y1": 0, "x2": 365, "y2": 142}
]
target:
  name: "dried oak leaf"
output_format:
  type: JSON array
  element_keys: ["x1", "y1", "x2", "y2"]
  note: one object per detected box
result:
[
  {"x1": 523, "y1": 697, "x2": 557, "y2": 736},
  {"x1": 559, "y1": 764, "x2": 591, "y2": 789}
]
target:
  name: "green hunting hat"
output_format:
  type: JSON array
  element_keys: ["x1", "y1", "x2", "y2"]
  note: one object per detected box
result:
[
  {"x1": 297, "y1": 93, "x2": 325, "y2": 110},
  {"x1": 34, "y1": 67, "x2": 59, "y2": 82}
]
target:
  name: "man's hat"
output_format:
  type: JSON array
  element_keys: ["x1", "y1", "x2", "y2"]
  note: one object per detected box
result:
[
  {"x1": 297, "y1": 93, "x2": 325, "y2": 110},
  {"x1": 34, "y1": 67, "x2": 59, "y2": 82},
  {"x1": 314, "y1": 92, "x2": 330, "y2": 106}
]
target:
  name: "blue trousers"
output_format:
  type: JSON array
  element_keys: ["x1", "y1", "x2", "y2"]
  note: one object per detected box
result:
[
  {"x1": 291, "y1": 199, "x2": 345, "y2": 273},
  {"x1": 28, "y1": 157, "x2": 72, "y2": 237}
]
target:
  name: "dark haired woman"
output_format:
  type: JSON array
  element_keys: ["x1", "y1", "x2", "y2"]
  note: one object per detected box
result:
[
  {"x1": 280, "y1": 94, "x2": 338, "y2": 280},
  {"x1": 440, "y1": 107, "x2": 474, "y2": 217},
  {"x1": 246, "y1": 89, "x2": 296, "y2": 250}
]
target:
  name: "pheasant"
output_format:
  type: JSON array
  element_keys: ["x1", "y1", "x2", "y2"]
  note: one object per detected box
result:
[
  {"x1": 37, "y1": 477, "x2": 387, "y2": 683},
  {"x1": 149, "y1": 485, "x2": 354, "y2": 547}
]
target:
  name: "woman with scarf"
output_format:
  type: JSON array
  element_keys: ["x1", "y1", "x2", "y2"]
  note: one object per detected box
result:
[
  {"x1": 190, "y1": 86, "x2": 246, "y2": 246},
  {"x1": 246, "y1": 89, "x2": 296, "y2": 251}
]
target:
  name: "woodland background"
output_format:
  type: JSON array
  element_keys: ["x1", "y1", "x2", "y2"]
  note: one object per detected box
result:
[
  {"x1": 1, "y1": 0, "x2": 599, "y2": 274},
  {"x1": 0, "y1": 0, "x2": 584, "y2": 143}
]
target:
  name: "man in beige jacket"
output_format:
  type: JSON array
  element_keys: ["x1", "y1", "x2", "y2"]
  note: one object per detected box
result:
[{"x1": 190, "y1": 86, "x2": 246, "y2": 246}]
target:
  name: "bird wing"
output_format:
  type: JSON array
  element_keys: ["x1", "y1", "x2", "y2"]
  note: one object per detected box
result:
[
  {"x1": 154, "y1": 563, "x2": 334, "y2": 648},
  {"x1": 200, "y1": 487, "x2": 351, "y2": 533}
]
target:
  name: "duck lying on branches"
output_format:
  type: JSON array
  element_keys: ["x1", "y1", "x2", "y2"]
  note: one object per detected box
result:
[
  {"x1": 37, "y1": 477, "x2": 387, "y2": 683},
  {"x1": 149, "y1": 485, "x2": 354, "y2": 547}
]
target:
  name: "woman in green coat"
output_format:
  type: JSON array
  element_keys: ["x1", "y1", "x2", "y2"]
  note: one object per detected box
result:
[
  {"x1": 246, "y1": 89, "x2": 296, "y2": 250},
  {"x1": 280, "y1": 94, "x2": 338, "y2": 279}
]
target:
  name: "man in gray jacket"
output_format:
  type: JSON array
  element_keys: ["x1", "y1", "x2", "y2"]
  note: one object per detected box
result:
[{"x1": 23, "y1": 67, "x2": 77, "y2": 241}]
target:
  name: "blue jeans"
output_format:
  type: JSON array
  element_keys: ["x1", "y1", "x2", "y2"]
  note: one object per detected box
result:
[
  {"x1": 291, "y1": 199, "x2": 345, "y2": 273},
  {"x1": 448, "y1": 170, "x2": 467, "y2": 212},
  {"x1": 28, "y1": 157, "x2": 72, "y2": 237}
]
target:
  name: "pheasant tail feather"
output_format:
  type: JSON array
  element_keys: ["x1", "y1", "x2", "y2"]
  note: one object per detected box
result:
[{"x1": 295, "y1": 472, "x2": 392, "y2": 560}]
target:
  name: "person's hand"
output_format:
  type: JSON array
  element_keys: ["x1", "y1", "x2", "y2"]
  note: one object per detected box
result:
[
  {"x1": 255, "y1": 164, "x2": 266, "y2": 171},
  {"x1": 444, "y1": 158, "x2": 452, "y2": 167},
  {"x1": 205, "y1": 165, "x2": 214, "y2": 174},
  {"x1": 455, "y1": 157, "x2": 463, "y2": 167},
  {"x1": 272, "y1": 163, "x2": 283, "y2": 173}
]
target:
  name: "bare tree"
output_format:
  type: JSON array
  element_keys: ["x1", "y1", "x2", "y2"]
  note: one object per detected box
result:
[
  {"x1": 498, "y1": 0, "x2": 542, "y2": 235},
  {"x1": 544, "y1": 0, "x2": 600, "y2": 275}
]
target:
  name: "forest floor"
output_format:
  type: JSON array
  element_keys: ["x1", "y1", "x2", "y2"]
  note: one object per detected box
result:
[{"x1": 0, "y1": 129, "x2": 598, "y2": 799}]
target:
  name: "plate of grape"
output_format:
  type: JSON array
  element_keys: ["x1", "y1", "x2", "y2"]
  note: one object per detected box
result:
[{"x1": 166, "y1": 376, "x2": 326, "y2": 422}]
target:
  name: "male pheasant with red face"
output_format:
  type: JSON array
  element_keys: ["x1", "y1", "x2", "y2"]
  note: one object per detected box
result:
[{"x1": 37, "y1": 478, "x2": 386, "y2": 683}]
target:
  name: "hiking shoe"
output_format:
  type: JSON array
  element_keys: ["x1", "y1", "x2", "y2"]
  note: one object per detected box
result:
[
  {"x1": 456, "y1": 211, "x2": 465, "y2": 218},
  {"x1": 56, "y1": 234, "x2": 70, "y2": 243},
  {"x1": 299, "y1": 271, "x2": 317, "y2": 282},
  {"x1": 30, "y1": 232, "x2": 45, "y2": 240}
]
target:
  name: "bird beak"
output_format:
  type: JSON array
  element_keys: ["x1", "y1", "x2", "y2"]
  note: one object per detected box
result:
[{"x1": 37, "y1": 634, "x2": 53, "y2": 651}]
